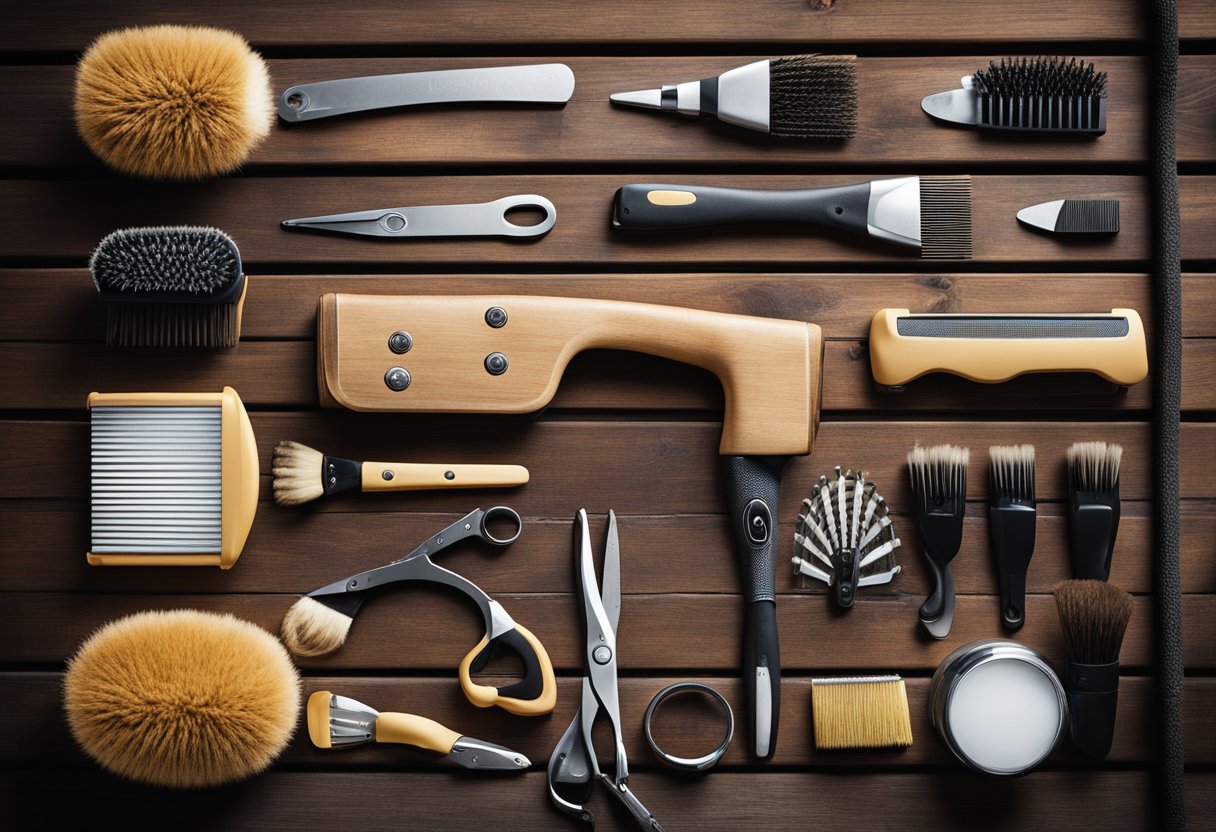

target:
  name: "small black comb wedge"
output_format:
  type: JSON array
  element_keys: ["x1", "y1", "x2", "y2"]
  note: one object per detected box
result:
[{"x1": 1017, "y1": 199, "x2": 1120, "y2": 234}]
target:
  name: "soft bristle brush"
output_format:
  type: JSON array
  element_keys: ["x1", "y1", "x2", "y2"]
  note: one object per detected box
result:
[
  {"x1": 792, "y1": 465, "x2": 901, "y2": 607},
  {"x1": 90, "y1": 227, "x2": 247, "y2": 348},
  {"x1": 921, "y1": 56, "x2": 1108, "y2": 135},
  {"x1": 610, "y1": 54, "x2": 857, "y2": 139},
  {"x1": 272, "y1": 441, "x2": 530, "y2": 506},
  {"x1": 613, "y1": 176, "x2": 972, "y2": 259},
  {"x1": 1066, "y1": 441, "x2": 1123, "y2": 580},
  {"x1": 1055, "y1": 580, "x2": 1133, "y2": 759},
  {"x1": 811, "y1": 676, "x2": 913, "y2": 750},
  {"x1": 907, "y1": 444, "x2": 969, "y2": 639},
  {"x1": 988, "y1": 445, "x2": 1037, "y2": 633},
  {"x1": 1017, "y1": 199, "x2": 1120, "y2": 235}
]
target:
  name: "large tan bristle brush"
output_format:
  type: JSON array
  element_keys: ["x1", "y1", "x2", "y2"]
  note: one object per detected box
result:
[
  {"x1": 64, "y1": 609, "x2": 300, "y2": 788},
  {"x1": 273, "y1": 440, "x2": 529, "y2": 506},
  {"x1": 74, "y1": 25, "x2": 273, "y2": 179}
]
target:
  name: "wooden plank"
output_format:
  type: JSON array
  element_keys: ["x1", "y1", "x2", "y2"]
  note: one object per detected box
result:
[
  {"x1": 3, "y1": 591, "x2": 1208, "y2": 671},
  {"x1": 0, "y1": 176, "x2": 1160, "y2": 265},
  {"x1": 0, "y1": 417, "x2": 1174, "y2": 504},
  {"x1": 9, "y1": 501, "x2": 1211, "y2": 596},
  {"x1": 0, "y1": 56, "x2": 1158, "y2": 169},
  {"x1": 1180, "y1": 57, "x2": 1216, "y2": 164},
  {"x1": 0, "y1": 1, "x2": 1164, "y2": 51},
  {"x1": 1, "y1": 271, "x2": 1167, "y2": 342},
  {"x1": 5, "y1": 672, "x2": 1213, "y2": 767}
]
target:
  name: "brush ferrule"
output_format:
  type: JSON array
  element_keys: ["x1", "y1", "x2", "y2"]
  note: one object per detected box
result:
[
  {"x1": 714, "y1": 59, "x2": 770, "y2": 132},
  {"x1": 321, "y1": 455, "x2": 362, "y2": 496},
  {"x1": 1064, "y1": 660, "x2": 1120, "y2": 760},
  {"x1": 1065, "y1": 660, "x2": 1120, "y2": 694},
  {"x1": 866, "y1": 177, "x2": 921, "y2": 249},
  {"x1": 661, "y1": 81, "x2": 701, "y2": 115}
]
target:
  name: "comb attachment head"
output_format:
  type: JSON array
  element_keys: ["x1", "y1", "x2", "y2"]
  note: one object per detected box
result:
[{"x1": 919, "y1": 176, "x2": 972, "y2": 260}]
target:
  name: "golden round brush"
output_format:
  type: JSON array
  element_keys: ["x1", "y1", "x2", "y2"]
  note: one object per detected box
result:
[
  {"x1": 74, "y1": 25, "x2": 273, "y2": 179},
  {"x1": 64, "y1": 609, "x2": 300, "y2": 788}
]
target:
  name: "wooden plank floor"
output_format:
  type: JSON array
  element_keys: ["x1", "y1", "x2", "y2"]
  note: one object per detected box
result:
[{"x1": 2, "y1": 2, "x2": 1213, "y2": 830}]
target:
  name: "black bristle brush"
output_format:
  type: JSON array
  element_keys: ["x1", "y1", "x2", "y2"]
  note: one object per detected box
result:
[
  {"x1": 988, "y1": 444, "x2": 1037, "y2": 633},
  {"x1": 1067, "y1": 441, "x2": 1123, "y2": 580},
  {"x1": 610, "y1": 54, "x2": 857, "y2": 139},
  {"x1": 89, "y1": 226, "x2": 246, "y2": 348},
  {"x1": 1055, "y1": 579, "x2": 1134, "y2": 759},
  {"x1": 922, "y1": 56, "x2": 1108, "y2": 135}
]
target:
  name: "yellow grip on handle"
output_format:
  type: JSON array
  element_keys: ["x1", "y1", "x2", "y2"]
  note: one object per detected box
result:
[
  {"x1": 376, "y1": 712, "x2": 461, "y2": 754},
  {"x1": 458, "y1": 624, "x2": 557, "y2": 716},
  {"x1": 361, "y1": 462, "x2": 530, "y2": 492}
]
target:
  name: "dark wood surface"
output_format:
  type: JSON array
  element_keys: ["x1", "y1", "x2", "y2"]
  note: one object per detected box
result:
[{"x1": 2, "y1": 3, "x2": 1213, "y2": 831}]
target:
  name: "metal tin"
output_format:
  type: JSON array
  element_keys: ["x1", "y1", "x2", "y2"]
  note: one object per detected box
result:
[{"x1": 930, "y1": 639, "x2": 1067, "y2": 776}]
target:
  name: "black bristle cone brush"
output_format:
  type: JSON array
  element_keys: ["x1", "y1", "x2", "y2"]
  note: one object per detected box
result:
[
  {"x1": 89, "y1": 226, "x2": 246, "y2": 348},
  {"x1": 988, "y1": 445, "x2": 1036, "y2": 633},
  {"x1": 1055, "y1": 579, "x2": 1134, "y2": 759},
  {"x1": 1066, "y1": 441, "x2": 1123, "y2": 580},
  {"x1": 907, "y1": 444, "x2": 969, "y2": 639},
  {"x1": 610, "y1": 54, "x2": 857, "y2": 139}
]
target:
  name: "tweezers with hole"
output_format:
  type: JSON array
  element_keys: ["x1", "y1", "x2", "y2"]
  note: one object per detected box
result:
[{"x1": 281, "y1": 195, "x2": 556, "y2": 239}]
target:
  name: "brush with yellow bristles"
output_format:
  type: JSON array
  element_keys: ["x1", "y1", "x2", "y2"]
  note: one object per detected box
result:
[
  {"x1": 810, "y1": 675, "x2": 914, "y2": 750},
  {"x1": 272, "y1": 440, "x2": 530, "y2": 507},
  {"x1": 74, "y1": 25, "x2": 273, "y2": 179}
]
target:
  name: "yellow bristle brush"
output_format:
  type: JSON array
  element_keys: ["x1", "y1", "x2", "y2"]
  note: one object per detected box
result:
[
  {"x1": 272, "y1": 440, "x2": 529, "y2": 506},
  {"x1": 811, "y1": 675, "x2": 914, "y2": 750},
  {"x1": 74, "y1": 25, "x2": 272, "y2": 179},
  {"x1": 64, "y1": 609, "x2": 300, "y2": 788}
]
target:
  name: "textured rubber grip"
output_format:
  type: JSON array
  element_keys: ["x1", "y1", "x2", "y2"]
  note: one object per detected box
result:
[{"x1": 612, "y1": 182, "x2": 871, "y2": 234}]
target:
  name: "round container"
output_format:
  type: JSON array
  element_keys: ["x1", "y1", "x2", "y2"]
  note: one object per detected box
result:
[{"x1": 929, "y1": 640, "x2": 1067, "y2": 776}]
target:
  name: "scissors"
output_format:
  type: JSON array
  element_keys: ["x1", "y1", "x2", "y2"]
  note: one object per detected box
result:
[
  {"x1": 547, "y1": 509, "x2": 664, "y2": 831},
  {"x1": 281, "y1": 194, "x2": 556, "y2": 238},
  {"x1": 303, "y1": 506, "x2": 557, "y2": 716}
]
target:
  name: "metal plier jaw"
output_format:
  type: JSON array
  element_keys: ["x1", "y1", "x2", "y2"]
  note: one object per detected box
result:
[{"x1": 547, "y1": 510, "x2": 664, "y2": 832}]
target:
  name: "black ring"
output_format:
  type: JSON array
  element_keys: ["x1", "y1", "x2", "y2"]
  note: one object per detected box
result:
[{"x1": 643, "y1": 682, "x2": 734, "y2": 771}]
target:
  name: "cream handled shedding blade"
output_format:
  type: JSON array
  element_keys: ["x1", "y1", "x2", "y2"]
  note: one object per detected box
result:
[
  {"x1": 307, "y1": 691, "x2": 529, "y2": 770},
  {"x1": 281, "y1": 194, "x2": 556, "y2": 239},
  {"x1": 279, "y1": 63, "x2": 575, "y2": 122}
]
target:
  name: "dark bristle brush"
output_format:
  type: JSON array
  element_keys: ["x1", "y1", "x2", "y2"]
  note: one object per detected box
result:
[
  {"x1": 1066, "y1": 441, "x2": 1123, "y2": 580},
  {"x1": 922, "y1": 56, "x2": 1108, "y2": 136},
  {"x1": 906, "y1": 444, "x2": 969, "y2": 639},
  {"x1": 610, "y1": 54, "x2": 857, "y2": 140},
  {"x1": 1055, "y1": 579, "x2": 1133, "y2": 759},
  {"x1": 988, "y1": 444, "x2": 1036, "y2": 633},
  {"x1": 89, "y1": 226, "x2": 246, "y2": 348}
]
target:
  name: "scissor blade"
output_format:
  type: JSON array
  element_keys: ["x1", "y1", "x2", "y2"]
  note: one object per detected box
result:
[{"x1": 603, "y1": 510, "x2": 622, "y2": 632}]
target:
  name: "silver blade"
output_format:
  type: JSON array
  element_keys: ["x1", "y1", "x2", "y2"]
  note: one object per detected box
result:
[
  {"x1": 920, "y1": 85, "x2": 978, "y2": 126},
  {"x1": 447, "y1": 736, "x2": 530, "y2": 771},
  {"x1": 603, "y1": 510, "x2": 621, "y2": 632},
  {"x1": 1016, "y1": 200, "x2": 1066, "y2": 232},
  {"x1": 609, "y1": 88, "x2": 663, "y2": 110},
  {"x1": 279, "y1": 63, "x2": 576, "y2": 122},
  {"x1": 282, "y1": 194, "x2": 555, "y2": 239}
]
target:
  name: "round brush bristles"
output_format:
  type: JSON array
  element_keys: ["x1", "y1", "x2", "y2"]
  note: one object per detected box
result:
[
  {"x1": 973, "y1": 57, "x2": 1107, "y2": 99},
  {"x1": 769, "y1": 54, "x2": 857, "y2": 139},
  {"x1": 74, "y1": 25, "x2": 272, "y2": 179},
  {"x1": 272, "y1": 441, "x2": 325, "y2": 506},
  {"x1": 63, "y1": 609, "x2": 300, "y2": 788},
  {"x1": 1055, "y1": 580, "x2": 1134, "y2": 664},
  {"x1": 281, "y1": 596, "x2": 353, "y2": 657}
]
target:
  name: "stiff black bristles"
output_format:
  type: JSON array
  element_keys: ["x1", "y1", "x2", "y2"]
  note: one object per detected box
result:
[
  {"x1": 1055, "y1": 579, "x2": 1133, "y2": 665},
  {"x1": 769, "y1": 54, "x2": 857, "y2": 140},
  {"x1": 919, "y1": 176, "x2": 972, "y2": 260},
  {"x1": 90, "y1": 226, "x2": 245, "y2": 348},
  {"x1": 1057, "y1": 199, "x2": 1120, "y2": 234},
  {"x1": 972, "y1": 57, "x2": 1108, "y2": 134}
]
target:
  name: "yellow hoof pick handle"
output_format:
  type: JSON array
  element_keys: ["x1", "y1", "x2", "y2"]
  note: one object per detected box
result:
[{"x1": 459, "y1": 623, "x2": 557, "y2": 716}]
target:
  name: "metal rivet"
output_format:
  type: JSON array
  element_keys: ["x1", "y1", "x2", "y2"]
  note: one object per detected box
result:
[
  {"x1": 388, "y1": 331, "x2": 413, "y2": 354},
  {"x1": 593, "y1": 645, "x2": 612, "y2": 665},
  {"x1": 382, "y1": 470, "x2": 394, "y2": 481},
  {"x1": 485, "y1": 307, "x2": 508, "y2": 328},
  {"x1": 384, "y1": 367, "x2": 411, "y2": 391},
  {"x1": 484, "y1": 352, "x2": 508, "y2": 375},
  {"x1": 445, "y1": 471, "x2": 455, "y2": 480}
]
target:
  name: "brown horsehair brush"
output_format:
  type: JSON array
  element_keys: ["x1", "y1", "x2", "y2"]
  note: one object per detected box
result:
[
  {"x1": 74, "y1": 25, "x2": 273, "y2": 179},
  {"x1": 64, "y1": 609, "x2": 300, "y2": 788}
]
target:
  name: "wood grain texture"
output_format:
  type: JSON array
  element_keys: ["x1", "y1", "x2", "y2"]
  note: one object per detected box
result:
[
  {"x1": 5, "y1": 672, "x2": 1214, "y2": 766},
  {"x1": 0, "y1": 176, "x2": 1165, "y2": 265},
  {"x1": 1, "y1": 1, "x2": 1191, "y2": 51}
]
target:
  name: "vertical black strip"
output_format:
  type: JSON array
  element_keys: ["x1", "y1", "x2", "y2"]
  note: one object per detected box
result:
[
  {"x1": 1149, "y1": 1, "x2": 1184, "y2": 828},
  {"x1": 699, "y1": 77, "x2": 719, "y2": 118}
]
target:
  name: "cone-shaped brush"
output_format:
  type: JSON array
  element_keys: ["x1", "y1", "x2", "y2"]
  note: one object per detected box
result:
[
  {"x1": 74, "y1": 25, "x2": 273, "y2": 179},
  {"x1": 64, "y1": 609, "x2": 300, "y2": 788}
]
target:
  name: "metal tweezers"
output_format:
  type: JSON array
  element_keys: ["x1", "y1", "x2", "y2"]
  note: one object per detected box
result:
[
  {"x1": 547, "y1": 510, "x2": 664, "y2": 831},
  {"x1": 281, "y1": 194, "x2": 556, "y2": 238}
]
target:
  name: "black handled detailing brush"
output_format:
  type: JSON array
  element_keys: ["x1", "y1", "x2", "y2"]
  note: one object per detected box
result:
[
  {"x1": 988, "y1": 445, "x2": 1037, "y2": 633},
  {"x1": 1066, "y1": 441, "x2": 1123, "y2": 580},
  {"x1": 1055, "y1": 579, "x2": 1133, "y2": 760},
  {"x1": 90, "y1": 227, "x2": 246, "y2": 348},
  {"x1": 907, "y1": 445, "x2": 969, "y2": 639},
  {"x1": 921, "y1": 57, "x2": 1107, "y2": 135},
  {"x1": 1017, "y1": 199, "x2": 1120, "y2": 235},
  {"x1": 610, "y1": 54, "x2": 857, "y2": 139},
  {"x1": 613, "y1": 176, "x2": 972, "y2": 259}
]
